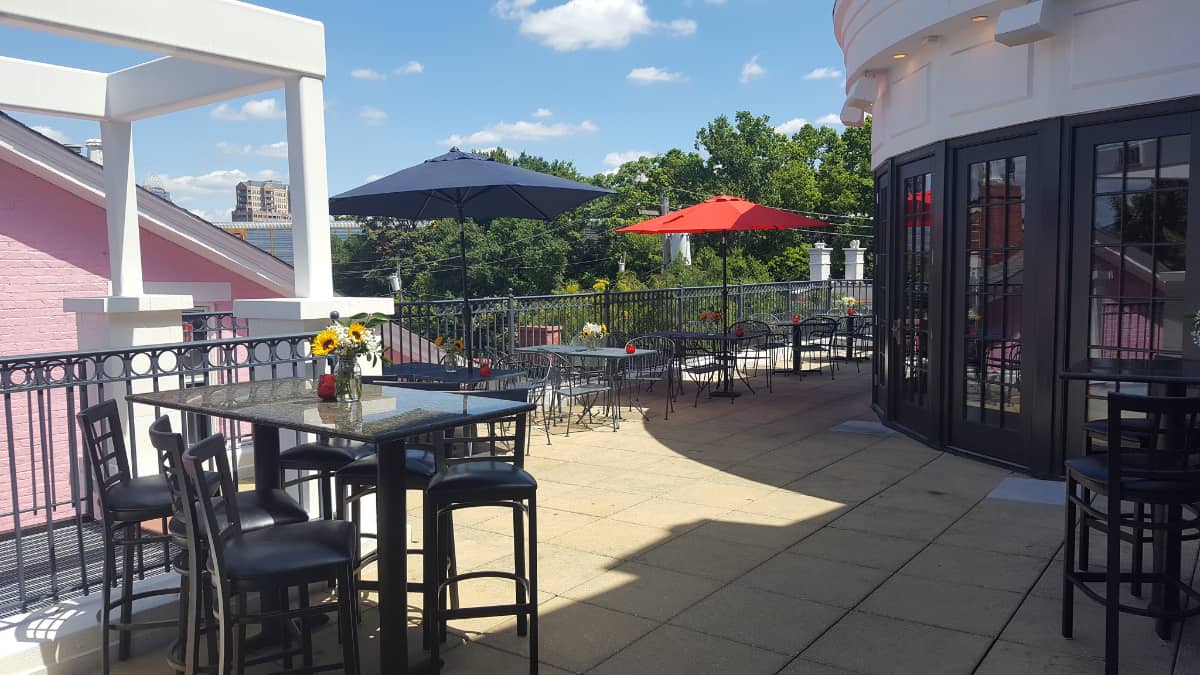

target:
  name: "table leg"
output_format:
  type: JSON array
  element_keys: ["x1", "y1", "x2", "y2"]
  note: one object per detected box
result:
[
  {"x1": 252, "y1": 423, "x2": 281, "y2": 491},
  {"x1": 376, "y1": 441, "x2": 414, "y2": 673},
  {"x1": 792, "y1": 326, "x2": 802, "y2": 374}
]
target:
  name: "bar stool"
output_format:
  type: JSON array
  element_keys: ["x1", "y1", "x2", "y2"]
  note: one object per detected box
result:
[
  {"x1": 180, "y1": 433, "x2": 361, "y2": 675},
  {"x1": 425, "y1": 394, "x2": 539, "y2": 674},
  {"x1": 77, "y1": 400, "x2": 182, "y2": 675},
  {"x1": 279, "y1": 437, "x2": 375, "y2": 521},
  {"x1": 148, "y1": 416, "x2": 309, "y2": 674}
]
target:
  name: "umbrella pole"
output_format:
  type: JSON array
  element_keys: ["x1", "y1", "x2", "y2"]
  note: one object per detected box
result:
[
  {"x1": 458, "y1": 208, "x2": 473, "y2": 375},
  {"x1": 712, "y1": 231, "x2": 740, "y2": 398}
]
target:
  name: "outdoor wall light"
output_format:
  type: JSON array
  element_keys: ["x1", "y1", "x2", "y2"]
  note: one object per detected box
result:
[
  {"x1": 892, "y1": 52, "x2": 907, "y2": 59},
  {"x1": 971, "y1": 15, "x2": 989, "y2": 22}
]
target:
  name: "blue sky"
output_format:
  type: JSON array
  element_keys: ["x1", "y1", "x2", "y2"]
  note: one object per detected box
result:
[{"x1": 2, "y1": 0, "x2": 846, "y2": 222}]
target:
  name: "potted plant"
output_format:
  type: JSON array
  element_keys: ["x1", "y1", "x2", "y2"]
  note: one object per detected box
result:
[
  {"x1": 579, "y1": 322, "x2": 607, "y2": 350},
  {"x1": 435, "y1": 336, "x2": 466, "y2": 372}
]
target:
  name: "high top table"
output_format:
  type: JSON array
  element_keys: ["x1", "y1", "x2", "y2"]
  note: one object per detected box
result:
[
  {"x1": 127, "y1": 377, "x2": 534, "y2": 673},
  {"x1": 643, "y1": 331, "x2": 764, "y2": 398},
  {"x1": 383, "y1": 361, "x2": 524, "y2": 387}
]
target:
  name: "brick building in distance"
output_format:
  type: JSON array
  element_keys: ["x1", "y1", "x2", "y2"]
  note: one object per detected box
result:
[{"x1": 232, "y1": 179, "x2": 290, "y2": 222}]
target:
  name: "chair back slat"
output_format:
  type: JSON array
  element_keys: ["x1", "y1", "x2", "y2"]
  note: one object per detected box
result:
[
  {"x1": 1106, "y1": 393, "x2": 1200, "y2": 486},
  {"x1": 148, "y1": 415, "x2": 196, "y2": 541},
  {"x1": 76, "y1": 400, "x2": 131, "y2": 504}
]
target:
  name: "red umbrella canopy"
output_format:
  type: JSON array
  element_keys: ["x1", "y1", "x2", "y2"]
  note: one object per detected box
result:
[{"x1": 616, "y1": 195, "x2": 830, "y2": 233}]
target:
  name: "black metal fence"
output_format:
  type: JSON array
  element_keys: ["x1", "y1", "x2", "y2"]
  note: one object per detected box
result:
[
  {"x1": 387, "y1": 279, "x2": 872, "y2": 363},
  {"x1": 0, "y1": 333, "x2": 318, "y2": 617},
  {"x1": 182, "y1": 310, "x2": 249, "y2": 342}
]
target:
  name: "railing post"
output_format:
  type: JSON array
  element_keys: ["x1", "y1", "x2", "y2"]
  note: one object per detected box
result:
[
  {"x1": 507, "y1": 288, "x2": 517, "y2": 353},
  {"x1": 825, "y1": 279, "x2": 834, "y2": 312},
  {"x1": 737, "y1": 282, "x2": 745, "y2": 321},
  {"x1": 603, "y1": 286, "x2": 612, "y2": 330},
  {"x1": 677, "y1": 282, "x2": 685, "y2": 330}
]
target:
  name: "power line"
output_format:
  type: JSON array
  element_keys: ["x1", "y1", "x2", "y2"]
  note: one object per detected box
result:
[{"x1": 662, "y1": 183, "x2": 875, "y2": 223}]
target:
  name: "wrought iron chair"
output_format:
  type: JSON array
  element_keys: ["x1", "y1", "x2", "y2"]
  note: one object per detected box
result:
[
  {"x1": 623, "y1": 336, "x2": 676, "y2": 419},
  {"x1": 795, "y1": 317, "x2": 838, "y2": 379},
  {"x1": 1063, "y1": 393, "x2": 1200, "y2": 675},
  {"x1": 547, "y1": 352, "x2": 614, "y2": 434},
  {"x1": 181, "y1": 433, "x2": 360, "y2": 675},
  {"x1": 729, "y1": 319, "x2": 777, "y2": 392},
  {"x1": 495, "y1": 351, "x2": 553, "y2": 444},
  {"x1": 77, "y1": 399, "x2": 181, "y2": 675}
]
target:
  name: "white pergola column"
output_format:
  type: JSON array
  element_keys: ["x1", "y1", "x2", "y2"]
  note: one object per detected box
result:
[
  {"x1": 285, "y1": 75, "x2": 333, "y2": 298},
  {"x1": 809, "y1": 242, "x2": 832, "y2": 281},
  {"x1": 843, "y1": 240, "x2": 866, "y2": 280},
  {"x1": 99, "y1": 120, "x2": 143, "y2": 296}
]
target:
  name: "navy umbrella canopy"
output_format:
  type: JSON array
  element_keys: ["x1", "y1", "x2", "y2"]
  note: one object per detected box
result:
[{"x1": 329, "y1": 148, "x2": 615, "y2": 370}]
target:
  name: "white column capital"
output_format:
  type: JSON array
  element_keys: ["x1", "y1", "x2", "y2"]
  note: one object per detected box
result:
[
  {"x1": 809, "y1": 242, "x2": 832, "y2": 282},
  {"x1": 843, "y1": 240, "x2": 866, "y2": 281}
]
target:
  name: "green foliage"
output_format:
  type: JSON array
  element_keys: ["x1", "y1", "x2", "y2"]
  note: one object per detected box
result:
[{"x1": 331, "y1": 112, "x2": 873, "y2": 299}]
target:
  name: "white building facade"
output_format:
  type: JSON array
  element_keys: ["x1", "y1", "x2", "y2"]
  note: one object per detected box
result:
[{"x1": 836, "y1": 0, "x2": 1200, "y2": 474}]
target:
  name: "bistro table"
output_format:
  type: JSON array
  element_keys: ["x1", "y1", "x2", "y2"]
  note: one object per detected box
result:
[
  {"x1": 126, "y1": 377, "x2": 535, "y2": 674},
  {"x1": 514, "y1": 344, "x2": 653, "y2": 428},
  {"x1": 384, "y1": 361, "x2": 523, "y2": 388},
  {"x1": 644, "y1": 331, "x2": 764, "y2": 398},
  {"x1": 1060, "y1": 357, "x2": 1200, "y2": 640}
]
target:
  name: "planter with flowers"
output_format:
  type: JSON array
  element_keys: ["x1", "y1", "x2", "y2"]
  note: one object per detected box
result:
[
  {"x1": 836, "y1": 295, "x2": 859, "y2": 316},
  {"x1": 579, "y1": 322, "x2": 607, "y2": 350},
  {"x1": 312, "y1": 312, "x2": 386, "y2": 402},
  {"x1": 435, "y1": 336, "x2": 466, "y2": 372},
  {"x1": 698, "y1": 309, "x2": 722, "y2": 333}
]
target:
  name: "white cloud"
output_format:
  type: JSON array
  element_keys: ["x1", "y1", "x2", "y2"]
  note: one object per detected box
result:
[
  {"x1": 774, "y1": 118, "x2": 808, "y2": 135},
  {"x1": 493, "y1": 0, "x2": 697, "y2": 51},
  {"x1": 359, "y1": 106, "x2": 389, "y2": 126},
  {"x1": 395, "y1": 61, "x2": 424, "y2": 75},
  {"x1": 365, "y1": 174, "x2": 385, "y2": 183},
  {"x1": 533, "y1": 107, "x2": 553, "y2": 118},
  {"x1": 216, "y1": 141, "x2": 252, "y2": 155},
  {"x1": 256, "y1": 141, "x2": 289, "y2": 158},
  {"x1": 627, "y1": 66, "x2": 684, "y2": 84},
  {"x1": 351, "y1": 68, "x2": 386, "y2": 80},
  {"x1": 601, "y1": 150, "x2": 654, "y2": 174},
  {"x1": 740, "y1": 55, "x2": 765, "y2": 83},
  {"x1": 803, "y1": 67, "x2": 843, "y2": 80},
  {"x1": 158, "y1": 169, "x2": 283, "y2": 199},
  {"x1": 816, "y1": 113, "x2": 844, "y2": 127},
  {"x1": 440, "y1": 119, "x2": 598, "y2": 146},
  {"x1": 210, "y1": 98, "x2": 285, "y2": 121},
  {"x1": 187, "y1": 208, "x2": 226, "y2": 223},
  {"x1": 32, "y1": 126, "x2": 71, "y2": 144}
]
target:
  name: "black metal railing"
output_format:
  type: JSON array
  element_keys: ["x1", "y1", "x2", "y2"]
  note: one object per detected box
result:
[
  {"x1": 0, "y1": 332, "x2": 318, "y2": 617},
  {"x1": 182, "y1": 310, "x2": 249, "y2": 341},
  {"x1": 386, "y1": 279, "x2": 872, "y2": 363}
]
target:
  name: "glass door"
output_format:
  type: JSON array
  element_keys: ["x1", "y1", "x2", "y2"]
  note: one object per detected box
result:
[
  {"x1": 949, "y1": 139, "x2": 1039, "y2": 465},
  {"x1": 893, "y1": 158, "x2": 938, "y2": 438},
  {"x1": 873, "y1": 168, "x2": 891, "y2": 410}
]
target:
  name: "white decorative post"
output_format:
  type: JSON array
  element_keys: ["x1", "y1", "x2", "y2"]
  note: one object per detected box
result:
[
  {"x1": 99, "y1": 121, "x2": 143, "y2": 297},
  {"x1": 843, "y1": 239, "x2": 866, "y2": 280},
  {"x1": 285, "y1": 75, "x2": 334, "y2": 299},
  {"x1": 809, "y1": 242, "x2": 832, "y2": 282}
]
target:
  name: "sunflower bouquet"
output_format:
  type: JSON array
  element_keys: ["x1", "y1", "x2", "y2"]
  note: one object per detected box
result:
[
  {"x1": 698, "y1": 308, "x2": 722, "y2": 332},
  {"x1": 312, "y1": 312, "x2": 386, "y2": 401},
  {"x1": 434, "y1": 335, "x2": 466, "y2": 371},
  {"x1": 579, "y1": 321, "x2": 607, "y2": 350}
]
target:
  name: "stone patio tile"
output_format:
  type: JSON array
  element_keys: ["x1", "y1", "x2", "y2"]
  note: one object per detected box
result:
[
  {"x1": 688, "y1": 510, "x2": 822, "y2": 551},
  {"x1": 561, "y1": 560, "x2": 723, "y2": 621},
  {"x1": 936, "y1": 514, "x2": 1063, "y2": 559},
  {"x1": 674, "y1": 441, "x2": 779, "y2": 465},
  {"x1": 859, "y1": 574, "x2": 1025, "y2": 636},
  {"x1": 788, "y1": 526, "x2": 927, "y2": 570},
  {"x1": 864, "y1": 483, "x2": 980, "y2": 518},
  {"x1": 671, "y1": 585, "x2": 845, "y2": 655},
  {"x1": 438, "y1": 641, "x2": 572, "y2": 675},
  {"x1": 777, "y1": 658, "x2": 861, "y2": 674},
  {"x1": 831, "y1": 502, "x2": 960, "y2": 542},
  {"x1": 544, "y1": 445, "x2": 667, "y2": 470},
  {"x1": 974, "y1": 640, "x2": 1107, "y2": 675},
  {"x1": 967, "y1": 497, "x2": 1065, "y2": 525},
  {"x1": 851, "y1": 442, "x2": 941, "y2": 470},
  {"x1": 640, "y1": 455, "x2": 736, "y2": 479},
  {"x1": 741, "y1": 443, "x2": 856, "y2": 474},
  {"x1": 551, "y1": 518, "x2": 675, "y2": 559},
  {"x1": 802, "y1": 611, "x2": 992, "y2": 675},
  {"x1": 663, "y1": 479, "x2": 778, "y2": 510},
  {"x1": 736, "y1": 553, "x2": 890, "y2": 608},
  {"x1": 738, "y1": 489, "x2": 848, "y2": 523},
  {"x1": 443, "y1": 525, "x2": 516, "y2": 571},
  {"x1": 786, "y1": 471, "x2": 890, "y2": 504},
  {"x1": 1000, "y1": 594, "x2": 1176, "y2": 671},
  {"x1": 899, "y1": 542, "x2": 1049, "y2": 593},
  {"x1": 477, "y1": 541, "x2": 617, "y2": 595},
  {"x1": 474, "y1": 506, "x2": 598, "y2": 541},
  {"x1": 592, "y1": 624, "x2": 791, "y2": 675},
  {"x1": 545, "y1": 483, "x2": 651, "y2": 517},
  {"x1": 636, "y1": 532, "x2": 777, "y2": 581},
  {"x1": 527, "y1": 460, "x2": 630, "y2": 487},
  {"x1": 1031, "y1": 558, "x2": 1064, "y2": 599},
  {"x1": 481, "y1": 595, "x2": 657, "y2": 673},
  {"x1": 705, "y1": 463, "x2": 807, "y2": 488},
  {"x1": 587, "y1": 469, "x2": 699, "y2": 496},
  {"x1": 609, "y1": 497, "x2": 728, "y2": 531}
]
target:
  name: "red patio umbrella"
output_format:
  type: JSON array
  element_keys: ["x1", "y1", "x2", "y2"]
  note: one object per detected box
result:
[{"x1": 617, "y1": 195, "x2": 830, "y2": 333}]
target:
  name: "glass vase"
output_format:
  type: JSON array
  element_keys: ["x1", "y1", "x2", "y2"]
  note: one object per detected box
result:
[
  {"x1": 443, "y1": 352, "x2": 462, "y2": 373},
  {"x1": 334, "y1": 359, "x2": 362, "y2": 402}
]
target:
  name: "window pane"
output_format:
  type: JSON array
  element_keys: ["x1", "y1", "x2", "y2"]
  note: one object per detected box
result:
[
  {"x1": 969, "y1": 162, "x2": 985, "y2": 205},
  {"x1": 1157, "y1": 191, "x2": 1188, "y2": 244},
  {"x1": 1123, "y1": 192, "x2": 1154, "y2": 243},
  {"x1": 1093, "y1": 196, "x2": 1120, "y2": 244},
  {"x1": 1095, "y1": 142, "x2": 1124, "y2": 193},
  {"x1": 1125, "y1": 138, "x2": 1157, "y2": 192},
  {"x1": 1158, "y1": 134, "x2": 1190, "y2": 189}
]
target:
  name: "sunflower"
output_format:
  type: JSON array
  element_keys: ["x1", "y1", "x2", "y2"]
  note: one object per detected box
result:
[
  {"x1": 452, "y1": 338, "x2": 464, "y2": 352},
  {"x1": 313, "y1": 329, "x2": 339, "y2": 356},
  {"x1": 348, "y1": 322, "x2": 366, "y2": 343},
  {"x1": 601, "y1": 323, "x2": 607, "y2": 332},
  {"x1": 434, "y1": 336, "x2": 445, "y2": 347}
]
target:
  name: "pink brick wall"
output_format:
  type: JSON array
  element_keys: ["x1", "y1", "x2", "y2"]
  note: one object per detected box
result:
[{"x1": 0, "y1": 159, "x2": 286, "y2": 533}]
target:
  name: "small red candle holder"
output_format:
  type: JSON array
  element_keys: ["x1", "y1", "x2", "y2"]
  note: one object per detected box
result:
[
  {"x1": 317, "y1": 374, "x2": 336, "y2": 401},
  {"x1": 479, "y1": 361, "x2": 492, "y2": 377},
  {"x1": 625, "y1": 343, "x2": 636, "y2": 354},
  {"x1": 792, "y1": 315, "x2": 800, "y2": 324}
]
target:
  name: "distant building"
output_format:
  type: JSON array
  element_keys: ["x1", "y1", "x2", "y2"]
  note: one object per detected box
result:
[
  {"x1": 232, "y1": 179, "x2": 290, "y2": 222},
  {"x1": 216, "y1": 220, "x2": 363, "y2": 264}
]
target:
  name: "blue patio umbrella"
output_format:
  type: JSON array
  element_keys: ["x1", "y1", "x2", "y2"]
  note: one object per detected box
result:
[{"x1": 329, "y1": 148, "x2": 614, "y2": 371}]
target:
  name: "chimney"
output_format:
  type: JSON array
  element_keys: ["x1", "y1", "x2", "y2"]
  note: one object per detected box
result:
[{"x1": 85, "y1": 139, "x2": 103, "y2": 165}]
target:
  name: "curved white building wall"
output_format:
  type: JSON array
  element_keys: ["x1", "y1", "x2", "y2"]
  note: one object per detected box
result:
[{"x1": 836, "y1": 0, "x2": 1200, "y2": 167}]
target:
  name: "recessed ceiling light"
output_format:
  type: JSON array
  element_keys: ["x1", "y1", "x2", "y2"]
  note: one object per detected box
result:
[
  {"x1": 971, "y1": 15, "x2": 988, "y2": 22},
  {"x1": 893, "y1": 52, "x2": 907, "y2": 60}
]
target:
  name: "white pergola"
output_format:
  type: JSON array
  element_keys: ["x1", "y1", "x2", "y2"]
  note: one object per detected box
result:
[{"x1": 0, "y1": 0, "x2": 384, "y2": 320}]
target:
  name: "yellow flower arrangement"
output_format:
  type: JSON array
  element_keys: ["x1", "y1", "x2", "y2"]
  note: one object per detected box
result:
[
  {"x1": 348, "y1": 322, "x2": 366, "y2": 343},
  {"x1": 452, "y1": 338, "x2": 464, "y2": 352},
  {"x1": 434, "y1": 336, "x2": 445, "y2": 347},
  {"x1": 313, "y1": 329, "x2": 339, "y2": 356}
]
